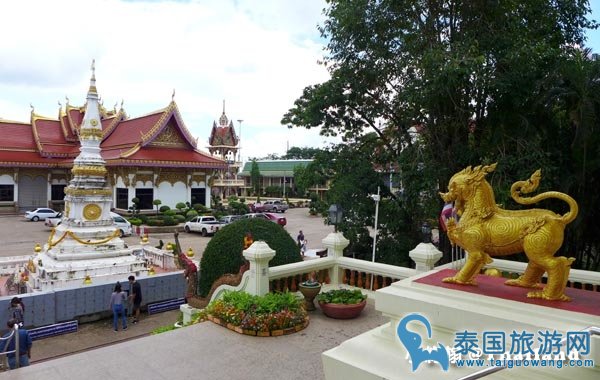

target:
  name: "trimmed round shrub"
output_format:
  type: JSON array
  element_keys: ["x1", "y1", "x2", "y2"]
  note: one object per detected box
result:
[
  {"x1": 162, "y1": 216, "x2": 177, "y2": 226},
  {"x1": 173, "y1": 214, "x2": 186, "y2": 223},
  {"x1": 176, "y1": 202, "x2": 187, "y2": 210},
  {"x1": 186, "y1": 210, "x2": 198, "y2": 219},
  {"x1": 138, "y1": 214, "x2": 149, "y2": 224},
  {"x1": 198, "y1": 218, "x2": 302, "y2": 297},
  {"x1": 193, "y1": 203, "x2": 208, "y2": 212},
  {"x1": 128, "y1": 218, "x2": 142, "y2": 226},
  {"x1": 165, "y1": 209, "x2": 177, "y2": 216},
  {"x1": 147, "y1": 219, "x2": 165, "y2": 226},
  {"x1": 159, "y1": 205, "x2": 171, "y2": 213}
]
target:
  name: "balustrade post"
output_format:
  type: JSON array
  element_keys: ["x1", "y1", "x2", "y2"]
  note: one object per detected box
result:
[
  {"x1": 243, "y1": 241, "x2": 276, "y2": 296},
  {"x1": 322, "y1": 232, "x2": 349, "y2": 285},
  {"x1": 409, "y1": 241, "x2": 443, "y2": 274}
]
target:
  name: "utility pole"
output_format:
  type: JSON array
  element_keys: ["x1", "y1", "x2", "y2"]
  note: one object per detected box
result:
[{"x1": 237, "y1": 119, "x2": 243, "y2": 162}]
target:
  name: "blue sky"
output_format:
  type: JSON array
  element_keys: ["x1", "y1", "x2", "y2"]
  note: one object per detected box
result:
[{"x1": 586, "y1": 0, "x2": 600, "y2": 51}]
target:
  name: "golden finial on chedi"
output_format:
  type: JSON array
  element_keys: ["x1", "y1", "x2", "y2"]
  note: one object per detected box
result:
[{"x1": 439, "y1": 163, "x2": 578, "y2": 301}]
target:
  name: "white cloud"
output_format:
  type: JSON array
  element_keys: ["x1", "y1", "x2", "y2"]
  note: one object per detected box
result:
[{"x1": 0, "y1": 0, "x2": 336, "y2": 161}]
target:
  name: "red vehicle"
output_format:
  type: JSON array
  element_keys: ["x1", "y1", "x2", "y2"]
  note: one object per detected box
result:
[{"x1": 263, "y1": 212, "x2": 287, "y2": 226}]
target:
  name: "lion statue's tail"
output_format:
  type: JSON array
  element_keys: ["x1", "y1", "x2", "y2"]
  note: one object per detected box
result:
[{"x1": 511, "y1": 169, "x2": 578, "y2": 225}]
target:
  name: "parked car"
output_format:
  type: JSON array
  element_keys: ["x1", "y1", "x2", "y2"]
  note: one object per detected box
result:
[
  {"x1": 184, "y1": 215, "x2": 221, "y2": 236},
  {"x1": 111, "y1": 212, "x2": 133, "y2": 237},
  {"x1": 241, "y1": 213, "x2": 270, "y2": 221},
  {"x1": 24, "y1": 208, "x2": 60, "y2": 222},
  {"x1": 43, "y1": 212, "x2": 132, "y2": 237},
  {"x1": 262, "y1": 200, "x2": 289, "y2": 213},
  {"x1": 264, "y1": 212, "x2": 287, "y2": 226},
  {"x1": 242, "y1": 213, "x2": 286, "y2": 227},
  {"x1": 219, "y1": 215, "x2": 242, "y2": 225},
  {"x1": 44, "y1": 212, "x2": 63, "y2": 227},
  {"x1": 249, "y1": 202, "x2": 265, "y2": 212}
]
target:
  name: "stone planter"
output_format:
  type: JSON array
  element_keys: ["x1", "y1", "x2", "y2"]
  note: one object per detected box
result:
[
  {"x1": 318, "y1": 299, "x2": 367, "y2": 319},
  {"x1": 298, "y1": 283, "x2": 322, "y2": 311}
]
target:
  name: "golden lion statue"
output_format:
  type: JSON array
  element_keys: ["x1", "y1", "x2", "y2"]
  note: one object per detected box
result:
[{"x1": 439, "y1": 163, "x2": 578, "y2": 301}]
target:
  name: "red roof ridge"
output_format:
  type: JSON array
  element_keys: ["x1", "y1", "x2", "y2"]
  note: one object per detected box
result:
[
  {"x1": 101, "y1": 109, "x2": 126, "y2": 141},
  {"x1": 0, "y1": 118, "x2": 30, "y2": 125}
]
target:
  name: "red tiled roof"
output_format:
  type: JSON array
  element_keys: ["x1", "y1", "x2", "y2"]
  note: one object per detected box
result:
[
  {"x1": 209, "y1": 126, "x2": 238, "y2": 146},
  {"x1": 0, "y1": 102, "x2": 222, "y2": 169},
  {"x1": 102, "y1": 111, "x2": 164, "y2": 147},
  {"x1": 0, "y1": 121, "x2": 36, "y2": 150}
]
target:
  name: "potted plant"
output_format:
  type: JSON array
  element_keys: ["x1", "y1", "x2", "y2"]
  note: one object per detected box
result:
[
  {"x1": 298, "y1": 271, "x2": 321, "y2": 311},
  {"x1": 317, "y1": 288, "x2": 367, "y2": 319}
]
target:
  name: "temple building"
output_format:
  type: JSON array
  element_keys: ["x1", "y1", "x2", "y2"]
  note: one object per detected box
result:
[
  {"x1": 207, "y1": 103, "x2": 245, "y2": 199},
  {"x1": 0, "y1": 72, "x2": 227, "y2": 213}
]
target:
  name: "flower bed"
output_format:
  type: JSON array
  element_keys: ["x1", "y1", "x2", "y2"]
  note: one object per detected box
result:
[{"x1": 206, "y1": 291, "x2": 308, "y2": 337}]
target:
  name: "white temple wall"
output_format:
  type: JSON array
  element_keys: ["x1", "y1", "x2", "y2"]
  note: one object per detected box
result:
[{"x1": 156, "y1": 181, "x2": 186, "y2": 208}]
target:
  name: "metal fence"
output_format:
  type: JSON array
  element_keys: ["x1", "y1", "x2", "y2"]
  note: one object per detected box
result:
[{"x1": 0, "y1": 272, "x2": 186, "y2": 328}]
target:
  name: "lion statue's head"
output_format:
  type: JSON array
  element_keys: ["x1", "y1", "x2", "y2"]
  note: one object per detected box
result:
[{"x1": 440, "y1": 163, "x2": 497, "y2": 215}]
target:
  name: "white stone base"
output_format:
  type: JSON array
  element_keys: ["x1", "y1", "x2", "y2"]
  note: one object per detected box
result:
[
  {"x1": 28, "y1": 250, "x2": 148, "y2": 291},
  {"x1": 323, "y1": 270, "x2": 600, "y2": 380}
]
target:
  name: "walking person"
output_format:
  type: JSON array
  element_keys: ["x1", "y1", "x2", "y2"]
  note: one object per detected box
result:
[
  {"x1": 1, "y1": 319, "x2": 32, "y2": 369},
  {"x1": 109, "y1": 283, "x2": 127, "y2": 332},
  {"x1": 128, "y1": 275, "x2": 142, "y2": 324},
  {"x1": 8, "y1": 297, "x2": 25, "y2": 327}
]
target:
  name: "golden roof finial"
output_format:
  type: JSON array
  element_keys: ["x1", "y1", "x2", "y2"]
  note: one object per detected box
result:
[
  {"x1": 58, "y1": 100, "x2": 62, "y2": 108},
  {"x1": 65, "y1": 95, "x2": 70, "y2": 104},
  {"x1": 120, "y1": 99, "x2": 124, "y2": 109},
  {"x1": 172, "y1": 89, "x2": 176, "y2": 102},
  {"x1": 30, "y1": 103, "x2": 34, "y2": 112}
]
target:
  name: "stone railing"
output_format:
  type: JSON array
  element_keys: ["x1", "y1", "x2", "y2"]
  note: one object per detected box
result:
[{"x1": 211, "y1": 232, "x2": 427, "y2": 301}]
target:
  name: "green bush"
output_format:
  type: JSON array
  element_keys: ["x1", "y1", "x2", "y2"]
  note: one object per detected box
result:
[
  {"x1": 147, "y1": 219, "x2": 165, "y2": 226},
  {"x1": 186, "y1": 210, "x2": 198, "y2": 219},
  {"x1": 163, "y1": 216, "x2": 177, "y2": 226},
  {"x1": 128, "y1": 218, "x2": 142, "y2": 226},
  {"x1": 164, "y1": 209, "x2": 177, "y2": 216},
  {"x1": 138, "y1": 214, "x2": 149, "y2": 224},
  {"x1": 176, "y1": 202, "x2": 187, "y2": 211},
  {"x1": 173, "y1": 214, "x2": 186, "y2": 223},
  {"x1": 159, "y1": 205, "x2": 170, "y2": 213},
  {"x1": 198, "y1": 218, "x2": 302, "y2": 297},
  {"x1": 193, "y1": 203, "x2": 208, "y2": 212}
]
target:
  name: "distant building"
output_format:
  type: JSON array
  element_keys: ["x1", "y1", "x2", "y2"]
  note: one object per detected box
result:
[
  {"x1": 0, "y1": 72, "x2": 226, "y2": 213},
  {"x1": 239, "y1": 160, "x2": 327, "y2": 198}
]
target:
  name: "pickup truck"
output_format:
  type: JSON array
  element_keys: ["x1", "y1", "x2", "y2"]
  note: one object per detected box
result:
[
  {"x1": 44, "y1": 212, "x2": 63, "y2": 228},
  {"x1": 184, "y1": 216, "x2": 221, "y2": 236},
  {"x1": 262, "y1": 200, "x2": 289, "y2": 213}
]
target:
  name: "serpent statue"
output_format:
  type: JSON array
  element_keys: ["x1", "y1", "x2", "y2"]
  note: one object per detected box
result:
[{"x1": 439, "y1": 163, "x2": 578, "y2": 301}]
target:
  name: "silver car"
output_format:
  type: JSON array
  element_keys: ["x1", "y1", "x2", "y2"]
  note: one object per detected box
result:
[{"x1": 24, "y1": 208, "x2": 60, "y2": 222}]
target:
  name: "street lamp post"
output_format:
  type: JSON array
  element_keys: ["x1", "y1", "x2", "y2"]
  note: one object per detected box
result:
[
  {"x1": 328, "y1": 204, "x2": 343, "y2": 233},
  {"x1": 370, "y1": 186, "x2": 381, "y2": 290}
]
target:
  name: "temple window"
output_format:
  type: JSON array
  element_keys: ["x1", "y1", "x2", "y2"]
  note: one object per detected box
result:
[{"x1": 0, "y1": 185, "x2": 14, "y2": 202}]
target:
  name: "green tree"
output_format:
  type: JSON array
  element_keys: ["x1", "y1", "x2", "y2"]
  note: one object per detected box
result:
[
  {"x1": 283, "y1": 0, "x2": 597, "y2": 267},
  {"x1": 152, "y1": 199, "x2": 162, "y2": 216},
  {"x1": 250, "y1": 159, "x2": 261, "y2": 201},
  {"x1": 283, "y1": 146, "x2": 320, "y2": 159}
]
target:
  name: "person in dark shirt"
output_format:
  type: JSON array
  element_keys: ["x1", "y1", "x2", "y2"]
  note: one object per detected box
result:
[
  {"x1": 128, "y1": 275, "x2": 142, "y2": 324},
  {"x1": 2, "y1": 319, "x2": 32, "y2": 369}
]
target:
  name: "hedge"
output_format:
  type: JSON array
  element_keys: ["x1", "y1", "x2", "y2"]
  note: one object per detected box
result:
[{"x1": 197, "y1": 218, "x2": 302, "y2": 297}]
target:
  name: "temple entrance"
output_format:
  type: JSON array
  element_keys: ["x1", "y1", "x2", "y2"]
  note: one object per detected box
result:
[
  {"x1": 191, "y1": 188, "x2": 206, "y2": 207},
  {"x1": 135, "y1": 188, "x2": 154, "y2": 210},
  {"x1": 18, "y1": 175, "x2": 47, "y2": 211}
]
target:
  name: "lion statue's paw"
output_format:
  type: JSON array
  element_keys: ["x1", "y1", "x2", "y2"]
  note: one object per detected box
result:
[
  {"x1": 526, "y1": 291, "x2": 571, "y2": 302},
  {"x1": 504, "y1": 278, "x2": 542, "y2": 288},
  {"x1": 443, "y1": 276, "x2": 477, "y2": 286}
]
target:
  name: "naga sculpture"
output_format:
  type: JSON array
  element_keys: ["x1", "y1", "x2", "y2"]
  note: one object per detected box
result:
[{"x1": 439, "y1": 163, "x2": 578, "y2": 301}]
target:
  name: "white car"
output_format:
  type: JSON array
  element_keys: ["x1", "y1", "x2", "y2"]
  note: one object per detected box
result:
[
  {"x1": 24, "y1": 208, "x2": 60, "y2": 222},
  {"x1": 111, "y1": 212, "x2": 133, "y2": 237},
  {"x1": 43, "y1": 211, "x2": 131, "y2": 237}
]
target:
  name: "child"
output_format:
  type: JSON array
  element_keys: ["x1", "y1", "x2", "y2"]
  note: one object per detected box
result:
[{"x1": 9, "y1": 297, "x2": 25, "y2": 327}]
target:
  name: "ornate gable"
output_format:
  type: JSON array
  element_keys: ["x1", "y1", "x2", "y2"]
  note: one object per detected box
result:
[{"x1": 148, "y1": 122, "x2": 188, "y2": 148}]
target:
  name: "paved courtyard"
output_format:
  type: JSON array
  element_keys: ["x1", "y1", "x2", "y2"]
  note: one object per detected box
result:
[{"x1": 0, "y1": 208, "x2": 333, "y2": 259}]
